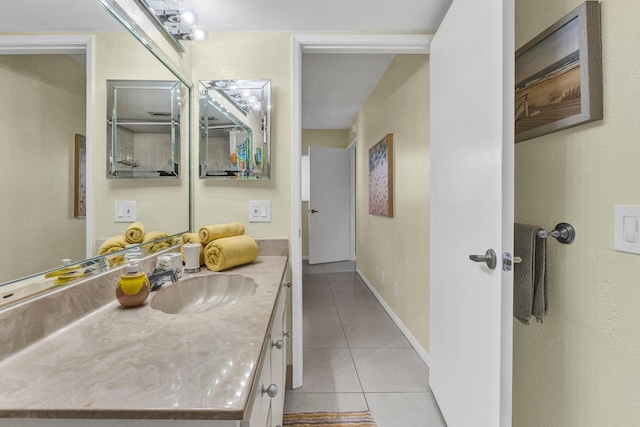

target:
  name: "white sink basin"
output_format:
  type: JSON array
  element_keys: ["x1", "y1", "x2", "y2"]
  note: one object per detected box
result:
[{"x1": 150, "y1": 274, "x2": 258, "y2": 314}]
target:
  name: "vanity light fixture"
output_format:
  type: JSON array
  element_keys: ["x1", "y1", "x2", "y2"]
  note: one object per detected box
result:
[{"x1": 142, "y1": 0, "x2": 209, "y2": 45}]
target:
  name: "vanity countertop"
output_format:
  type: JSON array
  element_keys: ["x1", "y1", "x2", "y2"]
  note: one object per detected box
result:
[{"x1": 0, "y1": 255, "x2": 288, "y2": 421}]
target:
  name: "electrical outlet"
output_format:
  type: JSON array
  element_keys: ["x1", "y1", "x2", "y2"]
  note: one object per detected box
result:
[
  {"x1": 393, "y1": 282, "x2": 398, "y2": 297},
  {"x1": 114, "y1": 200, "x2": 136, "y2": 223},
  {"x1": 249, "y1": 200, "x2": 271, "y2": 223}
]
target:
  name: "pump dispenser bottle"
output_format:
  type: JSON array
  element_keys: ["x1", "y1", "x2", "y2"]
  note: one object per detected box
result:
[{"x1": 116, "y1": 263, "x2": 150, "y2": 307}]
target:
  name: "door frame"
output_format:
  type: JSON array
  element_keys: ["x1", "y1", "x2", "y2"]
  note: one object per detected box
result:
[
  {"x1": 0, "y1": 35, "x2": 94, "y2": 259},
  {"x1": 348, "y1": 138, "x2": 357, "y2": 261},
  {"x1": 290, "y1": 33, "x2": 432, "y2": 388}
]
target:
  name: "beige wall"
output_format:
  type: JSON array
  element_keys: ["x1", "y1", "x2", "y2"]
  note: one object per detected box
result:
[
  {"x1": 514, "y1": 0, "x2": 640, "y2": 425},
  {"x1": 302, "y1": 129, "x2": 351, "y2": 257},
  {"x1": 92, "y1": 32, "x2": 191, "y2": 251},
  {"x1": 0, "y1": 55, "x2": 86, "y2": 282},
  {"x1": 191, "y1": 33, "x2": 291, "y2": 240},
  {"x1": 350, "y1": 55, "x2": 430, "y2": 351}
]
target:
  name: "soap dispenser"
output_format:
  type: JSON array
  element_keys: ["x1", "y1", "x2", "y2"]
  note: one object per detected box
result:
[{"x1": 116, "y1": 263, "x2": 151, "y2": 308}]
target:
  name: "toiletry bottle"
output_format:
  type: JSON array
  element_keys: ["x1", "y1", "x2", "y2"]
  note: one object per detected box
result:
[{"x1": 116, "y1": 263, "x2": 150, "y2": 308}]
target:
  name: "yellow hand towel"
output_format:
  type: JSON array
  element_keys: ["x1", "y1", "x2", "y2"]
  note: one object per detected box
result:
[
  {"x1": 143, "y1": 231, "x2": 170, "y2": 254},
  {"x1": 125, "y1": 221, "x2": 145, "y2": 244},
  {"x1": 181, "y1": 232, "x2": 205, "y2": 265},
  {"x1": 204, "y1": 235, "x2": 259, "y2": 272},
  {"x1": 98, "y1": 235, "x2": 128, "y2": 255},
  {"x1": 198, "y1": 222, "x2": 245, "y2": 244}
]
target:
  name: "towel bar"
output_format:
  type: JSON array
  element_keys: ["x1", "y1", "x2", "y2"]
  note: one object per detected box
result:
[{"x1": 535, "y1": 222, "x2": 575, "y2": 245}]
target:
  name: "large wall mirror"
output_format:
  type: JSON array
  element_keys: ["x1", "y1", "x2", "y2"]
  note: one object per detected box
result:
[
  {"x1": 199, "y1": 80, "x2": 271, "y2": 179},
  {"x1": 0, "y1": 0, "x2": 192, "y2": 304}
]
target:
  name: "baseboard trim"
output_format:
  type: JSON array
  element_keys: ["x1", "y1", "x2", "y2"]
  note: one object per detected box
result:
[{"x1": 356, "y1": 268, "x2": 432, "y2": 368}]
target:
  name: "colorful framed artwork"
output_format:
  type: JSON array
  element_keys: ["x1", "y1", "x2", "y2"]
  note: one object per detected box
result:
[
  {"x1": 368, "y1": 134, "x2": 393, "y2": 218},
  {"x1": 74, "y1": 134, "x2": 86, "y2": 218},
  {"x1": 515, "y1": 1, "x2": 602, "y2": 143}
]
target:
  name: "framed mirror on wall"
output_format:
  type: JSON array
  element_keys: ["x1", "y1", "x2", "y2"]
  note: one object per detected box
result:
[
  {"x1": 0, "y1": 0, "x2": 192, "y2": 307},
  {"x1": 107, "y1": 80, "x2": 183, "y2": 179},
  {"x1": 199, "y1": 79, "x2": 271, "y2": 179}
]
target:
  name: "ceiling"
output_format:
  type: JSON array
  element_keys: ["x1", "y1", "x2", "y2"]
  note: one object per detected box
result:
[{"x1": 7, "y1": 0, "x2": 453, "y2": 129}]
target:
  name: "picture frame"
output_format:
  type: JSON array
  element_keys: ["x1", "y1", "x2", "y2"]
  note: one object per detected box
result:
[
  {"x1": 368, "y1": 134, "x2": 393, "y2": 218},
  {"x1": 74, "y1": 134, "x2": 86, "y2": 218},
  {"x1": 515, "y1": 1, "x2": 602, "y2": 143}
]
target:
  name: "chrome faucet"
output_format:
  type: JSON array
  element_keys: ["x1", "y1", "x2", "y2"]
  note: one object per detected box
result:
[{"x1": 147, "y1": 268, "x2": 179, "y2": 292}]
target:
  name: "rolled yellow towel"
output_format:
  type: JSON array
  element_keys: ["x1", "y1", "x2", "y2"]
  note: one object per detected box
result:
[
  {"x1": 125, "y1": 221, "x2": 145, "y2": 244},
  {"x1": 98, "y1": 235, "x2": 128, "y2": 255},
  {"x1": 198, "y1": 222, "x2": 245, "y2": 245},
  {"x1": 181, "y1": 232, "x2": 205, "y2": 266},
  {"x1": 142, "y1": 231, "x2": 170, "y2": 254},
  {"x1": 204, "y1": 235, "x2": 259, "y2": 272}
]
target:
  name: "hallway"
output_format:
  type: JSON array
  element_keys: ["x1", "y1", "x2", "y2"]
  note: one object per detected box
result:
[{"x1": 284, "y1": 261, "x2": 446, "y2": 426}]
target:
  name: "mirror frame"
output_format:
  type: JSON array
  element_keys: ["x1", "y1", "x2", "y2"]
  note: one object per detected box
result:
[{"x1": 199, "y1": 79, "x2": 271, "y2": 180}]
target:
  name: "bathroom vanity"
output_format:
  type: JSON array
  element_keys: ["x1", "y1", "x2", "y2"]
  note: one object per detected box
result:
[{"x1": 0, "y1": 244, "x2": 289, "y2": 427}]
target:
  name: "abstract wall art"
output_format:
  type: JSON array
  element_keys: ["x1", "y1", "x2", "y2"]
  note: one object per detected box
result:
[{"x1": 368, "y1": 134, "x2": 393, "y2": 217}]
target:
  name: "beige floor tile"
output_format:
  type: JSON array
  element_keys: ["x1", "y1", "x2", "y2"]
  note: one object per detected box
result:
[
  {"x1": 288, "y1": 349, "x2": 362, "y2": 393},
  {"x1": 342, "y1": 321, "x2": 411, "y2": 348},
  {"x1": 322, "y1": 261, "x2": 356, "y2": 273},
  {"x1": 335, "y1": 300, "x2": 390, "y2": 321},
  {"x1": 303, "y1": 302, "x2": 340, "y2": 320},
  {"x1": 351, "y1": 348, "x2": 430, "y2": 392},
  {"x1": 284, "y1": 392, "x2": 368, "y2": 413},
  {"x1": 366, "y1": 392, "x2": 446, "y2": 427},
  {"x1": 304, "y1": 320, "x2": 348, "y2": 348}
]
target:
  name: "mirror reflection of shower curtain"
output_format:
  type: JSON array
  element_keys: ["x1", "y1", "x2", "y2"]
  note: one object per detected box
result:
[{"x1": 229, "y1": 129, "x2": 251, "y2": 172}]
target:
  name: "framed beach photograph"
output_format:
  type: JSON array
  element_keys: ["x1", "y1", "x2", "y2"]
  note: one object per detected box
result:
[
  {"x1": 74, "y1": 134, "x2": 86, "y2": 218},
  {"x1": 515, "y1": 1, "x2": 602, "y2": 143},
  {"x1": 368, "y1": 134, "x2": 393, "y2": 218}
]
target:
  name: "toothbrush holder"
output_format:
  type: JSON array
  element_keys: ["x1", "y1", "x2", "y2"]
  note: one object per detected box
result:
[{"x1": 183, "y1": 243, "x2": 201, "y2": 273}]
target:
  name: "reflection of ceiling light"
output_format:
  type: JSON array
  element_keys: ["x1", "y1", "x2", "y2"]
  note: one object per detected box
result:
[
  {"x1": 252, "y1": 101, "x2": 263, "y2": 111},
  {"x1": 247, "y1": 95, "x2": 258, "y2": 105}
]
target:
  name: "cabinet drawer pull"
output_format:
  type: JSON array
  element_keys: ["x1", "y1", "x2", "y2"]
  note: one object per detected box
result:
[
  {"x1": 284, "y1": 331, "x2": 292, "y2": 338},
  {"x1": 272, "y1": 339, "x2": 284, "y2": 350},
  {"x1": 261, "y1": 384, "x2": 278, "y2": 398},
  {"x1": 284, "y1": 282, "x2": 292, "y2": 288}
]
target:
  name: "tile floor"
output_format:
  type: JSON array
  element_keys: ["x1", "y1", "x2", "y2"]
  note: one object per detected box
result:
[{"x1": 284, "y1": 261, "x2": 447, "y2": 427}]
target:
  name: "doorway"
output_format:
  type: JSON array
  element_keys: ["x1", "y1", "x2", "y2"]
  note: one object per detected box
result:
[{"x1": 291, "y1": 34, "x2": 432, "y2": 388}]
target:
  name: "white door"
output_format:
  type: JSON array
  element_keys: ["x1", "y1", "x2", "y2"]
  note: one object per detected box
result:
[
  {"x1": 308, "y1": 145, "x2": 350, "y2": 264},
  {"x1": 429, "y1": 0, "x2": 514, "y2": 426}
]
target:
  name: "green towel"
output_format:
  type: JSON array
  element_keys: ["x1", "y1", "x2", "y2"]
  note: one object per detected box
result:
[{"x1": 514, "y1": 223, "x2": 547, "y2": 324}]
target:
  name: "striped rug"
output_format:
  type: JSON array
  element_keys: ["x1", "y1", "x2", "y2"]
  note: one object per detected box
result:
[{"x1": 283, "y1": 411, "x2": 378, "y2": 427}]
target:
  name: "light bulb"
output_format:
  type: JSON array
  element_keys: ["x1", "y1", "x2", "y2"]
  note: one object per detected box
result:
[
  {"x1": 191, "y1": 26, "x2": 209, "y2": 42},
  {"x1": 247, "y1": 95, "x2": 258, "y2": 105},
  {"x1": 252, "y1": 101, "x2": 263, "y2": 111},
  {"x1": 180, "y1": 8, "x2": 198, "y2": 28},
  {"x1": 242, "y1": 90, "x2": 251, "y2": 99}
]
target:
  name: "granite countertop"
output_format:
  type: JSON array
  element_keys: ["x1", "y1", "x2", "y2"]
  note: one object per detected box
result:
[{"x1": 0, "y1": 255, "x2": 288, "y2": 420}]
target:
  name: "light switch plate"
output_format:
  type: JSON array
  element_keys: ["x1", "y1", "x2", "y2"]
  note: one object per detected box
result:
[
  {"x1": 249, "y1": 200, "x2": 271, "y2": 223},
  {"x1": 614, "y1": 205, "x2": 640, "y2": 254},
  {"x1": 115, "y1": 200, "x2": 136, "y2": 223}
]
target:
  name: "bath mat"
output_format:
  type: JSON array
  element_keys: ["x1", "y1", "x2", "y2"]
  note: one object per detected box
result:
[{"x1": 283, "y1": 411, "x2": 378, "y2": 427}]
